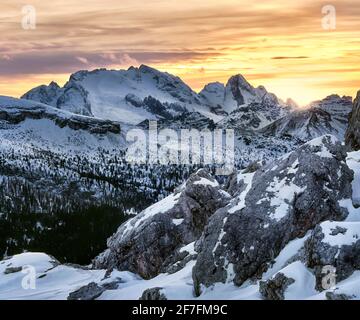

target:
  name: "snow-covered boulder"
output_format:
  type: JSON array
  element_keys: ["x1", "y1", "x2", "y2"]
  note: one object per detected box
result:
[
  {"x1": 192, "y1": 135, "x2": 353, "y2": 293},
  {"x1": 259, "y1": 272, "x2": 295, "y2": 300},
  {"x1": 304, "y1": 221, "x2": 360, "y2": 289},
  {"x1": 93, "y1": 169, "x2": 230, "y2": 279},
  {"x1": 140, "y1": 287, "x2": 167, "y2": 300}
]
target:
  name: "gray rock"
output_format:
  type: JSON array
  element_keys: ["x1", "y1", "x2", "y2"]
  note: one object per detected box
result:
[
  {"x1": 4, "y1": 266, "x2": 22, "y2": 274},
  {"x1": 162, "y1": 248, "x2": 197, "y2": 274},
  {"x1": 193, "y1": 135, "x2": 353, "y2": 293},
  {"x1": 345, "y1": 91, "x2": 360, "y2": 151},
  {"x1": 304, "y1": 222, "x2": 360, "y2": 290},
  {"x1": 93, "y1": 169, "x2": 230, "y2": 279},
  {"x1": 67, "y1": 282, "x2": 105, "y2": 300},
  {"x1": 330, "y1": 226, "x2": 347, "y2": 236},
  {"x1": 0, "y1": 97, "x2": 121, "y2": 134},
  {"x1": 326, "y1": 292, "x2": 353, "y2": 300},
  {"x1": 139, "y1": 287, "x2": 167, "y2": 300},
  {"x1": 259, "y1": 273, "x2": 295, "y2": 300}
]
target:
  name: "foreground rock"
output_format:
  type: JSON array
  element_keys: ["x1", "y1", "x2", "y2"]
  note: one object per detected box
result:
[
  {"x1": 140, "y1": 287, "x2": 167, "y2": 300},
  {"x1": 67, "y1": 282, "x2": 105, "y2": 300},
  {"x1": 304, "y1": 221, "x2": 360, "y2": 290},
  {"x1": 93, "y1": 169, "x2": 230, "y2": 279},
  {"x1": 346, "y1": 91, "x2": 360, "y2": 151},
  {"x1": 259, "y1": 273, "x2": 295, "y2": 300},
  {"x1": 193, "y1": 135, "x2": 353, "y2": 293}
]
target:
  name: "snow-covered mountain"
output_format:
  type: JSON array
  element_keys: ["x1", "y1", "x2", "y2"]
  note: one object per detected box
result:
[
  {"x1": 22, "y1": 65, "x2": 223, "y2": 125},
  {"x1": 22, "y1": 66, "x2": 352, "y2": 139},
  {"x1": 22, "y1": 66, "x2": 287, "y2": 126},
  {"x1": 217, "y1": 101, "x2": 293, "y2": 132},
  {"x1": 260, "y1": 95, "x2": 353, "y2": 141}
]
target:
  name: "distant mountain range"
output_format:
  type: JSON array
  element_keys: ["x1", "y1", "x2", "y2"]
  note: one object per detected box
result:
[{"x1": 20, "y1": 65, "x2": 353, "y2": 140}]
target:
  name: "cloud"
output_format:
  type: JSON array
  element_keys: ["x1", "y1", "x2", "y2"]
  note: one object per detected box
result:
[
  {"x1": 76, "y1": 57, "x2": 89, "y2": 65},
  {"x1": 1, "y1": 0, "x2": 360, "y2": 103},
  {"x1": 272, "y1": 56, "x2": 310, "y2": 60},
  {"x1": 0, "y1": 51, "x2": 217, "y2": 76},
  {"x1": 1, "y1": 54, "x2": 11, "y2": 61}
]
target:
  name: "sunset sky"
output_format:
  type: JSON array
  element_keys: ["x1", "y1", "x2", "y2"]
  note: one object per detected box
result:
[{"x1": 0, "y1": 0, "x2": 359, "y2": 105}]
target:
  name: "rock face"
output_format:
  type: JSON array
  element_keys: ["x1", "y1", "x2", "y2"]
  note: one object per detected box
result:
[
  {"x1": 304, "y1": 221, "x2": 360, "y2": 290},
  {"x1": 93, "y1": 169, "x2": 230, "y2": 279},
  {"x1": 140, "y1": 287, "x2": 167, "y2": 300},
  {"x1": 192, "y1": 135, "x2": 353, "y2": 293},
  {"x1": 346, "y1": 91, "x2": 360, "y2": 151},
  {"x1": 22, "y1": 81, "x2": 62, "y2": 106},
  {"x1": 199, "y1": 74, "x2": 281, "y2": 115},
  {"x1": 218, "y1": 101, "x2": 291, "y2": 131},
  {"x1": 259, "y1": 273, "x2": 295, "y2": 300},
  {"x1": 67, "y1": 282, "x2": 105, "y2": 300},
  {"x1": 0, "y1": 96, "x2": 121, "y2": 134},
  {"x1": 326, "y1": 292, "x2": 353, "y2": 300},
  {"x1": 261, "y1": 95, "x2": 353, "y2": 141}
]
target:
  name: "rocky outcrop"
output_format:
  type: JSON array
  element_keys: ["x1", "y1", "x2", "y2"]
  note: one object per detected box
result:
[
  {"x1": 56, "y1": 82, "x2": 93, "y2": 117},
  {"x1": 192, "y1": 135, "x2": 353, "y2": 293},
  {"x1": 326, "y1": 292, "x2": 353, "y2": 300},
  {"x1": 304, "y1": 221, "x2": 360, "y2": 290},
  {"x1": 93, "y1": 169, "x2": 230, "y2": 279},
  {"x1": 4, "y1": 267, "x2": 22, "y2": 274},
  {"x1": 259, "y1": 273, "x2": 295, "y2": 300},
  {"x1": 140, "y1": 287, "x2": 167, "y2": 300},
  {"x1": 346, "y1": 91, "x2": 360, "y2": 151},
  {"x1": 0, "y1": 96, "x2": 121, "y2": 134},
  {"x1": 67, "y1": 282, "x2": 105, "y2": 300}
]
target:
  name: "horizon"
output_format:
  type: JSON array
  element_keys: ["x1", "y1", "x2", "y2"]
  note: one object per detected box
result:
[{"x1": 1, "y1": 0, "x2": 360, "y2": 105}]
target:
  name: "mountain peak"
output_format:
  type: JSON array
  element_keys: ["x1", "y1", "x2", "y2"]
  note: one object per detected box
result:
[
  {"x1": 49, "y1": 81, "x2": 60, "y2": 88},
  {"x1": 227, "y1": 74, "x2": 254, "y2": 91}
]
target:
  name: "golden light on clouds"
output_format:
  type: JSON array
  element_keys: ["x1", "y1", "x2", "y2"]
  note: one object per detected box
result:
[{"x1": 0, "y1": 0, "x2": 359, "y2": 105}]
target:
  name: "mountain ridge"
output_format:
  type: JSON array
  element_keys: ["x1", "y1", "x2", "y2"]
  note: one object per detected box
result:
[{"x1": 21, "y1": 65, "x2": 288, "y2": 126}]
